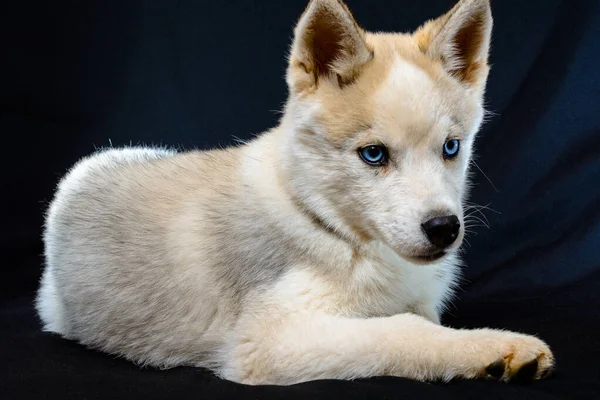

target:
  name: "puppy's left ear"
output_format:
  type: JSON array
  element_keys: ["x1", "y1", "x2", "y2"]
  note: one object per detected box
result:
[{"x1": 416, "y1": 0, "x2": 492, "y2": 93}]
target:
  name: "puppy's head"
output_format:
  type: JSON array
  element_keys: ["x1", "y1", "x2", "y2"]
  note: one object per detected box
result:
[{"x1": 281, "y1": 0, "x2": 492, "y2": 263}]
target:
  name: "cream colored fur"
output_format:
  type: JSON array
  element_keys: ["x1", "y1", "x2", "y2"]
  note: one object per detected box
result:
[{"x1": 36, "y1": 0, "x2": 554, "y2": 385}]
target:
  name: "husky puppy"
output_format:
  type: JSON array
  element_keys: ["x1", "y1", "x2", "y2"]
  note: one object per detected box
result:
[{"x1": 37, "y1": 0, "x2": 554, "y2": 385}]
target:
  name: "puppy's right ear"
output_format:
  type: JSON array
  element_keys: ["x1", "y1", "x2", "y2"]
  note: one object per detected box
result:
[{"x1": 287, "y1": 0, "x2": 373, "y2": 93}]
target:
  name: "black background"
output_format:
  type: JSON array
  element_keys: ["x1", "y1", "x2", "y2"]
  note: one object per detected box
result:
[{"x1": 1, "y1": 0, "x2": 599, "y2": 399}]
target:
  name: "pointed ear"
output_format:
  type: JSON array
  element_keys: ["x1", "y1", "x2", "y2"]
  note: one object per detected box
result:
[
  {"x1": 287, "y1": 0, "x2": 373, "y2": 92},
  {"x1": 415, "y1": 0, "x2": 492, "y2": 91}
]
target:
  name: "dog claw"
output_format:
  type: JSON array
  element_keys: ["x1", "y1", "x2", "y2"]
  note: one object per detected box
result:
[
  {"x1": 484, "y1": 357, "x2": 551, "y2": 383},
  {"x1": 485, "y1": 359, "x2": 506, "y2": 379},
  {"x1": 512, "y1": 358, "x2": 539, "y2": 383}
]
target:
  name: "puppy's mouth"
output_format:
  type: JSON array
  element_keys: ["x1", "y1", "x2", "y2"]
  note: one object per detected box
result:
[{"x1": 403, "y1": 251, "x2": 447, "y2": 264}]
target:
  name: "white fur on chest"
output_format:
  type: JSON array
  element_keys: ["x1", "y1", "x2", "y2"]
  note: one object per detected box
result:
[{"x1": 256, "y1": 241, "x2": 458, "y2": 322}]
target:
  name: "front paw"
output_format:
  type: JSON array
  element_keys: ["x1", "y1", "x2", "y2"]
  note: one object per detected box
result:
[{"x1": 471, "y1": 330, "x2": 555, "y2": 383}]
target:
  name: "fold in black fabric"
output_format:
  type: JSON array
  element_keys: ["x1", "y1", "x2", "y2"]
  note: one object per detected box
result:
[{"x1": 1, "y1": 1, "x2": 598, "y2": 399}]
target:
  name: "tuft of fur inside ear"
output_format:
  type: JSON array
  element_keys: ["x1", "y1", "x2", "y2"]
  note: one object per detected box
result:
[
  {"x1": 415, "y1": 0, "x2": 492, "y2": 91},
  {"x1": 287, "y1": 0, "x2": 373, "y2": 92}
]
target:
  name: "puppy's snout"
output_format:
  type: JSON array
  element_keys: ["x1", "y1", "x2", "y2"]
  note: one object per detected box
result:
[{"x1": 421, "y1": 215, "x2": 461, "y2": 249}]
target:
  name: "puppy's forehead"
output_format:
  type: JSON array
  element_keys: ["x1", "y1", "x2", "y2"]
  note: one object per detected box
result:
[
  {"x1": 313, "y1": 35, "x2": 477, "y2": 145},
  {"x1": 376, "y1": 56, "x2": 436, "y2": 107},
  {"x1": 373, "y1": 56, "x2": 456, "y2": 142}
]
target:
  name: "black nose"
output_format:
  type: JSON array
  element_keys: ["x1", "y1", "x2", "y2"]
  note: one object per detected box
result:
[{"x1": 421, "y1": 215, "x2": 461, "y2": 249}]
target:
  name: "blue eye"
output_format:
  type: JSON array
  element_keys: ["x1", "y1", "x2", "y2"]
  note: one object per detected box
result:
[
  {"x1": 358, "y1": 145, "x2": 388, "y2": 166},
  {"x1": 443, "y1": 139, "x2": 460, "y2": 159}
]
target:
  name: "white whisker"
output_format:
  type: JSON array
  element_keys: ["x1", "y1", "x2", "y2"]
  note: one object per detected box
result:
[{"x1": 470, "y1": 160, "x2": 499, "y2": 193}]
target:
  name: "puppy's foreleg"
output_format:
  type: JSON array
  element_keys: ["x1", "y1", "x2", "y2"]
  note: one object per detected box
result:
[{"x1": 222, "y1": 313, "x2": 554, "y2": 385}]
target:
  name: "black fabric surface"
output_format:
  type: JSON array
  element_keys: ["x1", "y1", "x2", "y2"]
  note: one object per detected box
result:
[{"x1": 1, "y1": 0, "x2": 599, "y2": 399}]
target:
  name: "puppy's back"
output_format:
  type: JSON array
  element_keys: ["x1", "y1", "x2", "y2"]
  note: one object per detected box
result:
[{"x1": 37, "y1": 146, "x2": 241, "y2": 368}]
